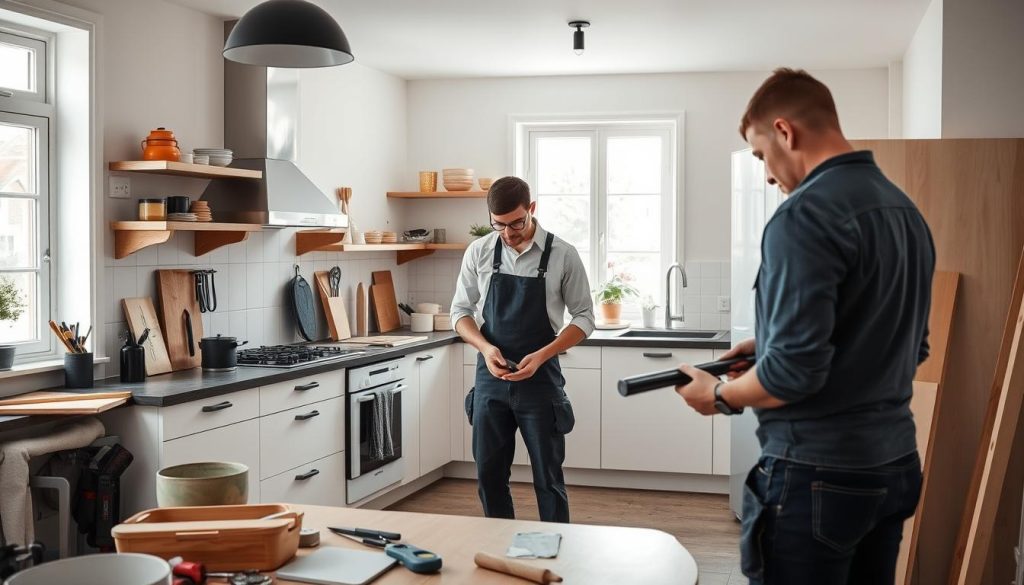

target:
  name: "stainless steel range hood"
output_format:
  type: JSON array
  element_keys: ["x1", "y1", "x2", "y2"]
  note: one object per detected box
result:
[{"x1": 202, "y1": 23, "x2": 346, "y2": 228}]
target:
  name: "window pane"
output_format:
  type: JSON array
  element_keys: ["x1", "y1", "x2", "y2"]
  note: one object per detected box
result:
[
  {"x1": 607, "y1": 195, "x2": 661, "y2": 252},
  {"x1": 0, "y1": 42, "x2": 34, "y2": 92},
  {"x1": 537, "y1": 137, "x2": 590, "y2": 194},
  {"x1": 0, "y1": 271, "x2": 37, "y2": 345},
  {"x1": 0, "y1": 123, "x2": 35, "y2": 194},
  {"x1": 608, "y1": 252, "x2": 662, "y2": 306},
  {"x1": 607, "y1": 136, "x2": 662, "y2": 194},
  {"x1": 0, "y1": 198, "x2": 36, "y2": 268},
  {"x1": 536, "y1": 195, "x2": 590, "y2": 253}
]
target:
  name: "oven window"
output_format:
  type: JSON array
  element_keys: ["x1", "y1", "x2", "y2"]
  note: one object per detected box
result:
[{"x1": 356, "y1": 389, "x2": 402, "y2": 476}]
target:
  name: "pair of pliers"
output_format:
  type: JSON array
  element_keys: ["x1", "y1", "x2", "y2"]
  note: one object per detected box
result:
[{"x1": 328, "y1": 526, "x2": 401, "y2": 548}]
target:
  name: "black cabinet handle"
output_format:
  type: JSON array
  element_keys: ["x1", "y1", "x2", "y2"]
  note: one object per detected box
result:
[
  {"x1": 295, "y1": 410, "x2": 320, "y2": 421},
  {"x1": 294, "y1": 382, "x2": 319, "y2": 392},
  {"x1": 643, "y1": 352, "x2": 673, "y2": 359},
  {"x1": 416, "y1": 355, "x2": 434, "y2": 362},
  {"x1": 294, "y1": 469, "x2": 320, "y2": 481},
  {"x1": 201, "y1": 401, "x2": 232, "y2": 413}
]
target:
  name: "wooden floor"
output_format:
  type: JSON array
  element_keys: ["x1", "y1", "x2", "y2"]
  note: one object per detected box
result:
[{"x1": 389, "y1": 478, "x2": 746, "y2": 584}]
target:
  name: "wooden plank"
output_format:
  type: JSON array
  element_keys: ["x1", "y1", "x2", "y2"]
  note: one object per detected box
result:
[
  {"x1": 397, "y1": 249, "x2": 436, "y2": 265},
  {"x1": 0, "y1": 391, "x2": 132, "y2": 406},
  {"x1": 387, "y1": 191, "x2": 487, "y2": 199},
  {"x1": 194, "y1": 231, "x2": 251, "y2": 257},
  {"x1": 313, "y1": 271, "x2": 351, "y2": 341},
  {"x1": 370, "y1": 284, "x2": 400, "y2": 334},
  {"x1": 156, "y1": 270, "x2": 203, "y2": 371},
  {"x1": 427, "y1": 243, "x2": 469, "y2": 250},
  {"x1": 109, "y1": 160, "x2": 262, "y2": 179},
  {"x1": 114, "y1": 228, "x2": 171, "y2": 259},
  {"x1": 121, "y1": 297, "x2": 172, "y2": 376},
  {"x1": 953, "y1": 248, "x2": 1024, "y2": 584},
  {"x1": 356, "y1": 282, "x2": 368, "y2": 337},
  {"x1": 0, "y1": 396, "x2": 129, "y2": 415},
  {"x1": 295, "y1": 229, "x2": 346, "y2": 256},
  {"x1": 111, "y1": 221, "x2": 262, "y2": 232}
]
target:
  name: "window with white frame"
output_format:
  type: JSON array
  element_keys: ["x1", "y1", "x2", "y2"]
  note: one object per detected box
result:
[
  {"x1": 1, "y1": 27, "x2": 53, "y2": 358},
  {"x1": 521, "y1": 120, "x2": 678, "y2": 313}
]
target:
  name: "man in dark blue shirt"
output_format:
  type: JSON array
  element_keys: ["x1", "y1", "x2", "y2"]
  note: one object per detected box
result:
[{"x1": 676, "y1": 68, "x2": 934, "y2": 584}]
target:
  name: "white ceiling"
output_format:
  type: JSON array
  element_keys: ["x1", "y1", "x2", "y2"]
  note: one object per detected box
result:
[{"x1": 167, "y1": 0, "x2": 932, "y2": 79}]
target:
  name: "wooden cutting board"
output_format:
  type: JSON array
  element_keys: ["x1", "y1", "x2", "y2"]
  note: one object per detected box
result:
[
  {"x1": 0, "y1": 391, "x2": 133, "y2": 406},
  {"x1": 156, "y1": 270, "x2": 203, "y2": 370},
  {"x1": 313, "y1": 271, "x2": 352, "y2": 341},
  {"x1": 0, "y1": 395, "x2": 130, "y2": 415},
  {"x1": 356, "y1": 282, "x2": 368, "y2": 337},
  {"x1": 371, "y1": 270, "x2": 393, "y2": 287},
  {"x1": 342, "y1": 335, "x2": 428, "y2": 347},
  {"x1": 121, "y1": 297, "x2": 172, "y2": 376},
  {"x1": 370, "y1": 283, "x2": 401, "y2": 333}
]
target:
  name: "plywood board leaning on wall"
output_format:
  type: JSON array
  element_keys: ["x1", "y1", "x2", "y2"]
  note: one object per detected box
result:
[{"x1": 851, "y1": 139, "x2": 1024, "y2": 584}]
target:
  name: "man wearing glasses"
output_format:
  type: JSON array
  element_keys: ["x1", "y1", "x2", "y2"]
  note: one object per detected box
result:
[{"x1": 451, "y1": 176, "x2": 595, "y2": 522}]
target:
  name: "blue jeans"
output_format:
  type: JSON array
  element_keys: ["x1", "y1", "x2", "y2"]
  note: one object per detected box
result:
[{"x1": 741, "y1": 452, "x2": 922, "y2": 585}]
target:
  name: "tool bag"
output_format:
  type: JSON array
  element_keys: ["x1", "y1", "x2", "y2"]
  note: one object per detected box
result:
[{"x1": 71, "y1": 443, "x2": 133, "y2": 550}]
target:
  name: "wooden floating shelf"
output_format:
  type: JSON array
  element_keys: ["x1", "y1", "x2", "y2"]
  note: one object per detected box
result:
[
  {"x1": 386, "y1": 191, "x2": 486, "y2": 199},
  {"x1": 109, "y1": 160, "x2": 263, "y2": 180},
  {"x1": 110, "y1": 221, "x2": 262, "y2": 259},
  {"x1": 295, "y1": 229, "x2": 467, "y2": 263}
]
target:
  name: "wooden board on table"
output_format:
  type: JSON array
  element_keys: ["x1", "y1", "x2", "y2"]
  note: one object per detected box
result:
[
  {"x1": 342, "y1": 335, "x2": 428, "y2": 347},
  {"x1": 356, "y1": 282, "x2": 368, "y2": 337},
  {"x1": 0, "y1": 391, "x2": 133, "y2": 406},
  {"x1": 895, "y1": 271, "x2": 960, "y2": 585},
  {"x1": 313, "y1": 271, "x2": 352, "y2": 341},
  {"x1": 953, "y1": 249, "x2": 1024, "y2": 585},
  {"x1": 0, "y1": 396, "x2": 130, "y2": 415},
  {"x1": 370, "y1": 283, "x2": 400, "y2": 333},
  {"x1": 121, "y1": 297, "x2": 172, "y2": 376},
  {"x1": 156, "y1": 270, "x2": 203, "y2": 370}
]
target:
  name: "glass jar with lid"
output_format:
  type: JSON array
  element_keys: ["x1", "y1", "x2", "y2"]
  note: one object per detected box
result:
[{"x1": 138, "y1": 198, "x2": 166, "y2": 221}]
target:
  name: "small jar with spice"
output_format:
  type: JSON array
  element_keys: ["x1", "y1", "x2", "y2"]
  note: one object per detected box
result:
[{"x1": 138, "y1": 198, "x2": 166, "y2": 221}]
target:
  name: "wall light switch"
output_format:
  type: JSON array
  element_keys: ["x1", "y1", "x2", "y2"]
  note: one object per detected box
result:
[
  {"x1": 109, "y1": 176, "x2": 131, "y2": 198},
  {"x1": 717, "y1": 296, "x2": 731, "y2": 312}
]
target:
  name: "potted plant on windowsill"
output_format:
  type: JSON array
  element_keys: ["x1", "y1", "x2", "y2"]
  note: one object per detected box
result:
[
  {"x1": 594, "y1": 275, "x2": 638, "y2": 325},
  {"x1": 0, "y1": 276, "x2": 27, "y2": 370},
  {"x1": 468, "y1": 224, "x2": 492, "y2": 243}
]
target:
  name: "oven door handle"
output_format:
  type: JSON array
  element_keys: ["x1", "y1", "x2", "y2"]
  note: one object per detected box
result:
[{"x1": 355, "y1": 384, "x2": 407, "y2": 402}]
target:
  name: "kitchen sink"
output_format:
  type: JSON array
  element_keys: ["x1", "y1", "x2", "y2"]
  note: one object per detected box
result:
[{"x1": 616, "y1": 329, "x2": 725, "y2": 340}]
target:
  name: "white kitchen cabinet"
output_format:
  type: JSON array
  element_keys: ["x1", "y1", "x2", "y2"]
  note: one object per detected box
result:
[
  {"x1": 259, "y1": 396, "x2": 345, "y2": 480},
  {"x1": 416, "y1": 347, "x2": 452, "y2": 475},
  {"x1": 562, "y1": 368, "x2": 601, "y2": 469},
  {"x1": 401, "y1": 373, "x2": 421, "y2": 485},
  {"x1": 462, "y1": 364, "x2": 528, "y2": 466},
  {"x1": 600, "y1": 347, "x2": 714, "y2": 474},
  {"x1": 259, "y1": 369, "x2": 345, "y2": 416},
  {"x1": 162, "y1": 418, "x2": 261, "y2": 503},
  {"x1": 161, "y1": 387, "x2": 260, "y2": 441},
  {"x1": 260, "y1": 451, "x2": 346, "y2": 507}
]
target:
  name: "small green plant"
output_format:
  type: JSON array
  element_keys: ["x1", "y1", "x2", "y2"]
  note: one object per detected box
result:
[
  {"x1": 469, "y1": 223, "x2": 493, "y2": 237},
  {"x1": 594, "y1": 276, "x2": 639, "y2": 305},
  {"x1": 0, "y1": 276, "x2": 26, "y2": 323}
]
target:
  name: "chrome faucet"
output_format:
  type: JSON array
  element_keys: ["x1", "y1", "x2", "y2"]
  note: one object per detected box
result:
[{"x1": 665, "y1": 263, "x2": 688, "y2": 329}]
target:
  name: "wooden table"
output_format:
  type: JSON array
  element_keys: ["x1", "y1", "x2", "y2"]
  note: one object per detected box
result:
[{"x1": 279, "y1": 505, "x2": 699, "y2": 584}]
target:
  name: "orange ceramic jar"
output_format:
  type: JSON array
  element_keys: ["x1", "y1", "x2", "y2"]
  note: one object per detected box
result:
[{"x1": 141, "y1": 127, "x2": 181, "y2": 161}]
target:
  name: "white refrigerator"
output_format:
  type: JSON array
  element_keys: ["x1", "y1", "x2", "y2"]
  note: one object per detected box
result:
[{"x1": 729, "y1": 149, "x2": 783, "y2": 518}]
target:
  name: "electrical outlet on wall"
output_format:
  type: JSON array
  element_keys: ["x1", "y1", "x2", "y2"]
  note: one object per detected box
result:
[
  {"x1": 717, "y1": 296, "x2": 730, "y2": 312},
  {"x1": 109, "y1": 176, "x2": 131, "y2": 198}
]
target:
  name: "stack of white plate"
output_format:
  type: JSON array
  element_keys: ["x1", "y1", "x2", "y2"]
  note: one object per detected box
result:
[
  {"x1": 193, "y1": 148, "x2": 233, "y2": 167},
  {"x1": 443, "y1": 168, "x2": 474, "y2": 191},
  {"x1": 167, "y1": 213, "x2": 198, "y2": 222}
]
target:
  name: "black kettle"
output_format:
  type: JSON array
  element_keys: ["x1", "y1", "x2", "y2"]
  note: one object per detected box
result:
[{"x1": 199, "y1": 334, "x2": 247, "y2": 371}]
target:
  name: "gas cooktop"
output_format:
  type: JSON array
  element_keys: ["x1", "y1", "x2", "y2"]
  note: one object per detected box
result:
[{"x1": 237, "y1": 344, "x2": 365, "y2": 368}]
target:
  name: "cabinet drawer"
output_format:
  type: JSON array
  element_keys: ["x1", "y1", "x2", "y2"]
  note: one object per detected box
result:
[
  {"x1": 260, "y1": 397, "x2": 345, "y2": 479},
  {"x1": 260, "y1": 451, "x2": 346, "y2": 507},
  {"x1": 557, "y1": 346, "x2": 600, "y2": 369},
  {"x1": 162, "y1": 388, "x2": 259, "y2": 441},
  {"x1": 162, "y1": 419, "x2": 261, "y2": 504},
  {"x1": 462, "y1": 343, "x2": 478, "y2": 366},
  {"x1": 260, "y1": 369, "x2": 345, "y2": 416}
]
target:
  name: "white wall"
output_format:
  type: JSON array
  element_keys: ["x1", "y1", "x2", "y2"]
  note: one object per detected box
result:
[
  {"x1": 940, "y1": 0, "x2": 1024, "y2": 137},
  {"x1": 401, "y1": 69, "x2": 889, "y2": 263},
  {"x1": 902, "y1": 0, "x2": 943, "y2": 138}
]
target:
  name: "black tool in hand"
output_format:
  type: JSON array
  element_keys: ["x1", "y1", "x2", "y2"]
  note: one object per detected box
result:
[
  {"x1": 501, "y1": 359, "x2": 520, "y2": 373},
  {"x1": 617, "y1": 354, "x2": 756, "y2": 396}
]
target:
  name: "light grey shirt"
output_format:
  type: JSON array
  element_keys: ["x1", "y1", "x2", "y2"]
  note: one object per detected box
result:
[{"x1": 450, "y1": 221, "x2": 595, "y2": 337}]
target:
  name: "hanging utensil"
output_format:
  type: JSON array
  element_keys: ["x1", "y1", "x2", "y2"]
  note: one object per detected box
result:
[
  {"x1": 192, "y1": 269, "x2": 218, "y2": 313},
  {"x1": 290, "y1": 265, "x2": 318, "y2": 342},
  {"x1": 183, "y1": 309, "x2": 195, "y2": 357},
  {"x1": 329, "y1": 266, "x2": 341, "y2": 297}
]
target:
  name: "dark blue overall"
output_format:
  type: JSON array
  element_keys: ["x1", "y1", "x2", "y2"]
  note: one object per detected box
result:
[{"x1": 465, "y1": 232, "x2": 576, "y2": 522}]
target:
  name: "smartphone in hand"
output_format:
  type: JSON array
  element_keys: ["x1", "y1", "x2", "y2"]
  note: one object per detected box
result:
[{"x1": 502, "y1": 359, "x2": 520, "y2": 373}]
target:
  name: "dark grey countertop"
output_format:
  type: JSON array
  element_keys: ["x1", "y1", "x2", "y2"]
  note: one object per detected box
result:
[{"x1": 0, "y1": 327, "x2": 729, "y2": 431}]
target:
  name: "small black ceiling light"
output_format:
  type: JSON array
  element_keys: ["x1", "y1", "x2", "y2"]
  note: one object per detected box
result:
[
  {"x1": 569, "y1": 20, "x2": 590, "y2": 56},
  {"x1": 224, "y1": 0, "x2": 354, "y2": 68}
]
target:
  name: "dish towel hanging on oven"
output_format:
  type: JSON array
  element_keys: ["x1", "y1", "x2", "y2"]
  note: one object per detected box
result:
[{"x1": 370, "y1": 388, "x2": 395, "y2": 461}]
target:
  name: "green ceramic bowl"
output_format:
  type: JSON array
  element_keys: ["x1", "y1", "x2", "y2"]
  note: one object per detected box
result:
[{"x1": 156, "y1": 461, "x2": 248, "y2": 507}]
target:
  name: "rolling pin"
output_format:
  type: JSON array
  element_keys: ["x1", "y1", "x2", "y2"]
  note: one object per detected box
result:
[{"x1": 474, "y1": 552, "x2": 563, "y2": 583}]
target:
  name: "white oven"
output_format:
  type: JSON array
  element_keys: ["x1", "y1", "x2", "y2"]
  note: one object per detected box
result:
[{"x1": 346, "y1": 359, "x2": 405, "y2": 504}]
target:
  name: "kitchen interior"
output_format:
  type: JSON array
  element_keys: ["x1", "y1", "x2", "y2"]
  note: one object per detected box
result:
[{"x1": 0, "y1": 0, "x2": 1023, "y2": 583}]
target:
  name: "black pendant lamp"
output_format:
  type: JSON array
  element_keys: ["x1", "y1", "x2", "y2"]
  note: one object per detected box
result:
[
  {"x1": 224, "y1": 0, "x2": 354, "y2": 68},
  {"x1": 569, "y1": 20, "x2": 590, "y2": 56}
]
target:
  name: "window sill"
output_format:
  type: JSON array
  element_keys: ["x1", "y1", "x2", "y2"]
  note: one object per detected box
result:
[{"x1": 0, "y1": 356, "x2": 110, "y2": 381}]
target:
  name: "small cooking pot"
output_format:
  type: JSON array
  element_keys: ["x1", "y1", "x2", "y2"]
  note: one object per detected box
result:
[
  {"x1": 141, "y1": 127, "x2": 181, "y2": 161},
  {"x1": 199, "y1": 334, "x2": 247, "y2": 371}
]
